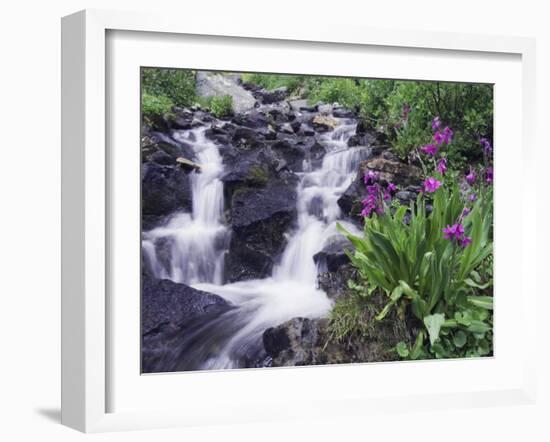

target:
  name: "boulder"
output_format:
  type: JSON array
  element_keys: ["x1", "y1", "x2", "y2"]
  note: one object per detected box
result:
[
  {"x1": 312, "y1": 115, "x2": 340, "y2": 132},
  {"x1": 313, "y1": 235, "x2": 354, "y2": 273},
  {"x1": 141, "y1": 162, "x2": 193, "y2": 229},
  {"x1": 263, "y1": 318, "x2": 320, "y2": 366},
  {"x1": 141, "y1": 274, "x2": 232, "y2": 373},
  {"x1": 363, "y1": 156, "x2": 422, "y2": 186},
  {"x1": 270, "y1": 139, "x2": 306, "y2": 171},
  {"x1": 254, "y1": 86, "x2": 289, "y2": 104},
  {"x1": 263, "y1": 291, "x2": 416, "y2": 368},
  {"x1": 196, "y1": 71, "x2": 257, "y2": 113},
  {"x1": 225, "y1": 184, "x2": 297, "y2": 281}
]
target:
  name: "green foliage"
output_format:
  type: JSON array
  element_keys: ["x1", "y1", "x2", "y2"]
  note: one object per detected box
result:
[
  {"x1": 142, "y1": 68, "x2": 196, "y2": 108},
  {"x1": 371, "y1": 80, "x2": 493, "y2": 163},
  {"x1": 327, "y1": 291, "x2": 371, "y2": 344},
  {"x1": 198, "y1": 95, "x2": 234, "y2": 118},
  {"x1": 141, "y1": 93, "x2": 174, "y2": 122},
  {"x1": 241, "y1": 73, "x2": 306, "y2": 94},
  {"x1": 307, "y1": 78, "x2": 364, "y2": 109},
  {"x1": 338, "y1": 179, "x2": 493, "y2": 359}
]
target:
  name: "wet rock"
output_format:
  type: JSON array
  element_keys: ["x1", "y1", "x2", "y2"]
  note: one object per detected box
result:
[
  {"x1": 142, "y1": 162, "x2": 193, "y2": 229},
  {"x1": 313, "y1": 235, "x2": 354, "y2": 273},
  {"x1": 263, "y1": 291, "x2": 416, "y2": 368},
  {"x1": 270, "y1": 139, "x2": 306, "y2": 171},
  {"x1": 263, "y1": 318, "x2": 320, "y2": 366},
  {"x1": 225, "y1": 184, "x2": 297, "y2": 281},
  {"x1": 141, "y1": 273, "x2": 232, "y2": 373}
]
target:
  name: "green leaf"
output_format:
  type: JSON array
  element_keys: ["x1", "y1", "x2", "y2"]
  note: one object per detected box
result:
[
  {"x1": 424, "y1": 313, "x2": 445, "y2": 345},
  {"x1": 396, "y1": 342, "x2": 409, "y2": 358},
  {"x1": 410, "y1": 331, "x2": 425, "y2": 360},
  {"x1": 467, "y1": 296, "x2": 493, "y2": 310},
  {"x1": 452, "y1": 330, "x2": 467, "y2": 348},
  {"x1": 466, "y1": 320, "x2": 491, "y2": 334},
  {"x1": 465, "y1": 278, "x2": 493, "y2": 290}
]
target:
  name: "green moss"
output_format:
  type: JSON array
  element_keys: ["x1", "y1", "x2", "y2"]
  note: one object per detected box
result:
[{"x1": 247, "y1": 165, "x2": 269, "y2": 187}]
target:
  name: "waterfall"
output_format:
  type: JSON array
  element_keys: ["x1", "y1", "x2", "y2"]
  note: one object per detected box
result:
[
  {"x1": 143, "y1": 117, "x2": 367, "y2": 370},
  {"x1": 143, "y1": 127, "x2": 227, "y2": 285}
]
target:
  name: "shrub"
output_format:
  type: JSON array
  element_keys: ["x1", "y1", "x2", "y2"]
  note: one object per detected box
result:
[
  {"x1": 198, "y1": 95, "x2": 233, "y2": 118},
  {"x1": 241, "y1": 73, "x2": 306, "y2": 94},
  {"x1": 307, "y1": 78, "x2": 363, "y2": 109},
  {"x1": 141, "y1": 68, "x2": 196, "y2": 108},
  {"x1": 141, "y1": 93, "x2": 174, "y2": 122}
]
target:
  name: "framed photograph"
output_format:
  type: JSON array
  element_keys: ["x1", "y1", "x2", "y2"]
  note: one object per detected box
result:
[{"x1": 62, "y1": 9, "x2": 537, "y2": 432}]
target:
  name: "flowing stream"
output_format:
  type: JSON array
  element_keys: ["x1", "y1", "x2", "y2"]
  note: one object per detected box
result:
[{"x1": 143, "y1": 117, "x2": 367, "y2": 370}]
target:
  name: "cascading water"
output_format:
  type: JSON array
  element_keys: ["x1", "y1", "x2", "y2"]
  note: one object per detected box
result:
[
  {"x1": 142, "y1": 127, "x2": 227, "y2": 285},
  {"x1": 143, "y1": 117, "x2": 367, "y2": 371}
]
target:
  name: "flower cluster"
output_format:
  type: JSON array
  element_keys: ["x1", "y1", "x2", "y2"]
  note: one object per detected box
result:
[
  {"x1": 423, "y1": 177, "x2": 442, "y2": 193},
  {"x1": 480, "y1": 137, "x2": 492, "y2": 155},
  {"x1": 442, "y1": 223, "x2": 472, "y2": 248},
  {"x1": 360, "y1": 171, "x2": 397, "y2": 217}
]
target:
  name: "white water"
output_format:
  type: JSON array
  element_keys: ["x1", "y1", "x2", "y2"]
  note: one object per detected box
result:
[
  {"x1": 142, "y1": 127, "x2": 227, "y2": 285},
  {"x1": 143, "y1": 118, "x2": 367, "y2": 370}
]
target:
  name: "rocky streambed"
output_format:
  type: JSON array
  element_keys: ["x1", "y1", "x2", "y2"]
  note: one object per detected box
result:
[{"x1": 141, "y1": 73, "x2": 423, "y2": 372}]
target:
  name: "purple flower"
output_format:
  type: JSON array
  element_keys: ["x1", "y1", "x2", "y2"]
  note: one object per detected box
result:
[
  {"x1": 480, "y1": 137, "x2": 492, "y2": 155},
  {"x1": 423, "y1": 177, "x2": 442, "y2": 193},
  {"x1": 466, "y1": 168, "x2": 476, "y2": 185},
  {"x1": 443, "y1": 223, "x2": 465, "y2": 241},
  {"x1": 421, "y1": 144, "x2": 438, "y2": 156},
  {"x1": 387, "y1": 182, "x2": 397, "y2": 193},
  {"x1": 433, "y1": 126, "x2": 453, "y2": 146},
  {"x1": 486, "y1": 166, "x2": 493, "y2": 184},
  {"x1": 437, "y1": 158, "x2": 447, "y2": 174},
  {"x1": 443, "y1": 222, "x2": 472, "y2": 248},
  {"x1": 432, "y1": 116, "x2": 441, "y2": 131},
  {"x1": 363, "y1": 170, "x2": 379, "y2": 185},
  {"x1": 461, "y1": 207, "x2": 471, "y2": 218},
  {"x1": 361, "y1": 194, "x2": 378, "y2": 217},
  {"x1": 469, "y1": 193, "x2": 477, "y2": 202},
  {"x1": 366, "y1": 184, "x2": 380, "y2": 194}
]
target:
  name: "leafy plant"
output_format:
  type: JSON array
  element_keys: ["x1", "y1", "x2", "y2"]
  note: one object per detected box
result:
[
  {"x1": 141, "y1": 93, "x2": 174, "y2": 123},
  {"x1": 142, "y1": 68, "x2": 196, "y2": 108},
  {"x1": 338, "y1": 180, "x2": 493, "y2": 359}
]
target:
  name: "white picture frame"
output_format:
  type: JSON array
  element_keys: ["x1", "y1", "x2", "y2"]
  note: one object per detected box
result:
[{"x1": 61, "y1": 9, "x2": 537, "y2": 433}]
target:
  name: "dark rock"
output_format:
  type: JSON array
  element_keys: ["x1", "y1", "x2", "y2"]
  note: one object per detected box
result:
[
  {"x1": 270, "y1": 139, "x2": 306, "y2": 171},
  {"x1": 317, "y1": 263, "x2": 356, "y2": 301},
  {"x1": 142, "y1": 162, "x2": 193, "y2": 226},
  {"x1": 264, "y1": 291, "x2": 417, "y2": 368},
  {"x1": 225, "y1": 184, "x2": 297, "y2": 281},
  {"x1": 332, "y1": 107, "x2": 355, "y2": 118},
  {"x1": 313, "y1": 235, "x2": 354, "y2": 273},
  {"x1": 141, "y1": 273, "x2": 233, "y2": 373},
  {"x1": 263, "y1": 318, "x2": 320, "y2": 366},
  {"x1": 362, "y1": 156, "x2": 422, "y2": 186},
  {"x1": 150, "y1": 150, "x2": 175, "y2": 166},
  {"x1": 254, "y1": 86, "x2": 289, "y2": 104}
]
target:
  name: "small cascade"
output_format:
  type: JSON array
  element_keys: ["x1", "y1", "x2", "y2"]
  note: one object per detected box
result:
[
  {"x1": 142, "y1": 116, "x2": 368, "y2": 371},
  {"x1": 142, "y1": 127, "x2": 228, "y2": 285}
]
